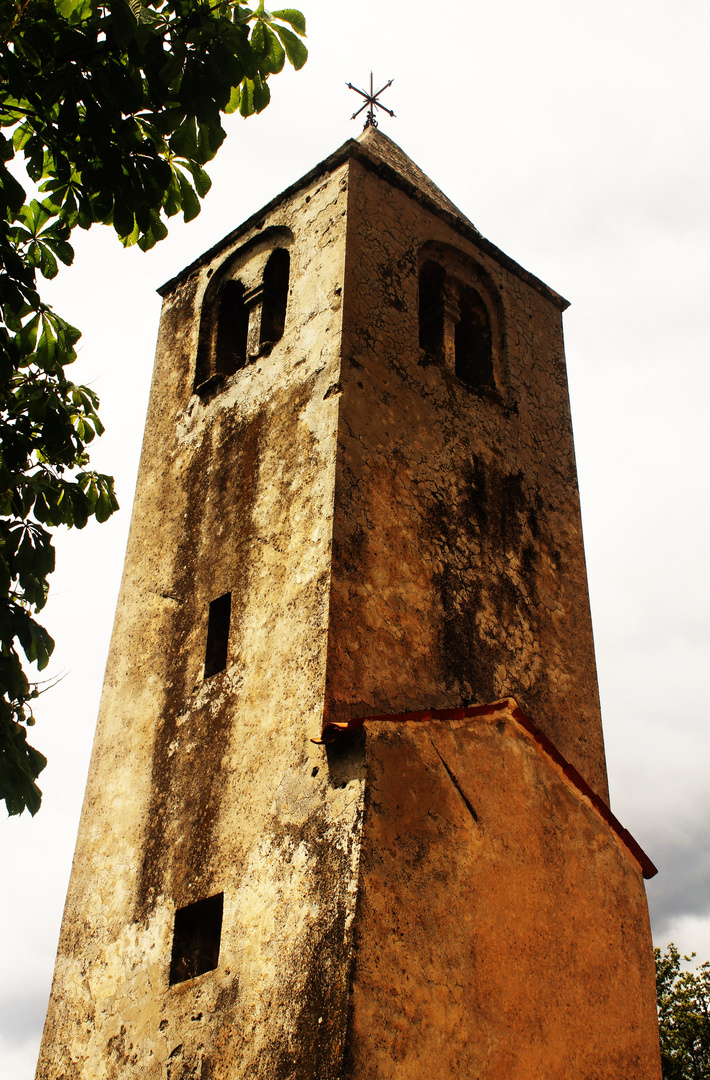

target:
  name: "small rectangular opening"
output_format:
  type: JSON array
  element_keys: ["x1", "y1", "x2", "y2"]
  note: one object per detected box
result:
[
  {"x1": 169, "y1": 893, "x2": 224, "y2": 985},
  {"x1": 204, "y1": 592, "x2": 231, "y2": 678}
]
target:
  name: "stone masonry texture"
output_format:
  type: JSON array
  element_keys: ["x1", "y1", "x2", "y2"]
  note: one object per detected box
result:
[{"x1": 36, "y1": 129, "x2": 661, "y2": 1079}]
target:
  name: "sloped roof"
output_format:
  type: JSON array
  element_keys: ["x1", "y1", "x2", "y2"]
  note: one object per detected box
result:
[
  {"x1": 159, "y1": 129, "x2": 568, "y2": 310},
  {"x1": 315, "y1": 696, "x2": 658, "y2": 880},
  {"x1": 354, "y1": 127, "x2": 476, "y2": 228}
]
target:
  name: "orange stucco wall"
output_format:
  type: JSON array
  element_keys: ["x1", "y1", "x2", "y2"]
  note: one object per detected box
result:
[{"x1": 345, "y1": 706, "x2": 661, "y2": 1079}]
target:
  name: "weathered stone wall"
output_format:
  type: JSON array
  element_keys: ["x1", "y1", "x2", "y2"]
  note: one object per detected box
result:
[
  {"x1": 343, "y1": 703, "x2": 661, "y2": 1080},
  {"x1": 327, "y1": 145, "x2": 608, "y2": 798},
  {"x1": 37, "y1": 163, "x2": 364, "y2": 1080}
]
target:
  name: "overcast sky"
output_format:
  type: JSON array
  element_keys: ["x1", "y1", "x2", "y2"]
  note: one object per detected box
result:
[{"x1": 2, "y1": 0, "x2": 709, "y2": 1075}]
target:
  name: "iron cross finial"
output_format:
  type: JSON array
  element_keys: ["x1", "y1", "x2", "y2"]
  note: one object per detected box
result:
[{"x1": 346, "y1": 72, "x2": 395, "y2": 129}]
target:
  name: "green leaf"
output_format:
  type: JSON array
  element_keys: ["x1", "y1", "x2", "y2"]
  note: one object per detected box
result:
[
  {"x1": 251, "y1": 75, "x2": 271, "y2": 113},
  {"x1": 45, "y1": 237, "x2": 75, "y2": 267},
  {"x1": 1, "y1": 169, "x2": 27, "y2": 215},
  {"x1": 196, "y1": 120, "x2": 225, "y2": 164},
  {"x1": 271, "y1": 9, "x2": 307, "y2": 35},
  {"x1": 95, "y1": 484, "x2": 118, "y2": 523},
  {"x1": 0, "y1": 716, "x2": 47, "y2": 817},
  {"x1": 225, "y1": 84, "x2": 241, "y2": 115},
  {"x1": 239, "y1": 78, "x2": 255, "y2": 117},
  {"x1": 150, "y1": 214, "x2": 168, "y2": 243},
  {"x1": 16, "y1": 313, "x2": 40, "y2": 356},
  {"x1": 176, "y1": 172, "x2": 200, "y2": 223},
  {"x1": 170, "y1": 116, "x2": 199, "y2": 160},
  {"x1": 184, "y1": 161, "x2": 212, "y2": 198},
  {"x1": 113, "y1": 200, "x2": 136, "y2": 241},
  {"x1": 273, "y1": 24, "x2": 308, "y2": 69},
  {"x1": 12, "y1": 125, "x2": 33, "y2": 154},
  {"x1": 163, "y1": 175, "x2": 182, "y2": 218},
  {"x1": 251, "y1": 20, "x2": 265, "y2": 53},
  {"x1": 261, "y1": 25, "x2": 285, "y2": 75},
  {"x1": 39, "y1": 245, "x2": 59, "y2": 280},
  {"x1": 56, "y1": 0, "x2": 96, "y2": 20}
]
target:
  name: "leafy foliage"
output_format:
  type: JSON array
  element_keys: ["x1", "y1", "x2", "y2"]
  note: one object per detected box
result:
[
  {"x1": 656, "y1": 943, "x2": 710, "y2": 1079},
  {"x1": 0, "y1": 0, "x2": 306, "y2": 816}
]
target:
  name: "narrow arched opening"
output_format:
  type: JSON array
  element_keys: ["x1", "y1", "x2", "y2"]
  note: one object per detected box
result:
[
  {"x1": 454, "y1": 286, "x2": 494, "y2": 389},
  {"x1": 214, "y1": 279, "x2": 250, "y2": 379},
  {"x1": 260, "y1": 248, "x2": 290, "y2": 348},
  {"x1": 418, "y1": 260, "x2": 446, "y2": 358}
]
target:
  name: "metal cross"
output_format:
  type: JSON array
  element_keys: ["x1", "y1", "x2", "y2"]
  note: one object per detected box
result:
[{"x1": 347, "y1": 72, "x2": 395, "y2": 129}]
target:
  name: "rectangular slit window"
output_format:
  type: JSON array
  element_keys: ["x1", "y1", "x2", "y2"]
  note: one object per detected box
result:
[
  {"x1": 169, "y1": 893, "x2": 224, "y2": 985},
  {"x1": 204, "y1": 592, "x2": 231, "y2": 678}
]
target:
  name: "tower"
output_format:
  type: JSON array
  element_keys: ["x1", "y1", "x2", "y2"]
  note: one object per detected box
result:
[{"x1": 36, "y1": 130, "x2": 662, "y2": 1078}]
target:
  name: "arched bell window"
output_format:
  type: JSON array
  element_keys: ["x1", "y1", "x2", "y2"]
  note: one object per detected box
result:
[
  {"x1": 454, "y1": 285, "x2": 494, "y2": 390},
  {"x1": 214, "y1": 280, "x2": 250, "y2": 379},
  {"x1": 260, "y1": 248, "x2": 290, "y2": 349},
  {"x1": 194, "y1": 277, "x2": 249, "y2": 392},
  {"x1": 418, "y1": 259, "x2": 446, "y2": 359},
  {"x1": 194, "y1": 229, "x2": 293, "y2": 397},
  {"x1": 417, "y1": 244, "x2": 505, "y2": 397}
]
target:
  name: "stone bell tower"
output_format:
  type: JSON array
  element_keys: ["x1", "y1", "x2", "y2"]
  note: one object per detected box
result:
[{"x1": 36, "y1": 130, "x2": 662, "y2": 1079}]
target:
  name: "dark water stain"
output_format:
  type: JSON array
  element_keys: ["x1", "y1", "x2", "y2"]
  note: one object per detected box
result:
[
  {"x1": 135, "y1": 411, "x2": 263, "y2": 922},
  {"x1": 135, "y1": 367, "x2": 335, "y2": 927},
  {"x1": 428, "y1": 455, "x2": 551, "y2": 705}
]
